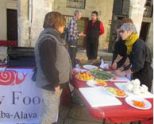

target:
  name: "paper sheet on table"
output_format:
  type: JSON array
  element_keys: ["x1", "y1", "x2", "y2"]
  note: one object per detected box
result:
[
  {"x1": 79, "y1": 87, "x2": 122, "y2": 107},
  {"x1": 115, "y1": 83, "x2": 154, "y2": 98}
]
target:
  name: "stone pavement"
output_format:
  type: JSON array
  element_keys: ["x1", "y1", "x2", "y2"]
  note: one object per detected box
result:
[
  {"x1": 58, "y1": 104, "x2": 106, "y2": 124},
  {"x1": 58, "y1": 103, "x2": 137, "y2": 124},
  {"x1": 76, "y1": 49, "x2": 113, "y2": 64}
]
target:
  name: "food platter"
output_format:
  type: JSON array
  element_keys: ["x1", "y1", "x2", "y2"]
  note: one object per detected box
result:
[
  {"x1": 125, "y1": 96, "x2": 152, "y2": 110},
  {"x1": 95, "y1": 79, "x2": 107, "y2": 86},
  {"x1": 106, "y1": 87, "x2": 127, "y2": 98},
  {"x1": 75, "y1": 72, "x2": 94, "y2": 81},
  {"x1": 90, "y1": 69, "x2": 114, "y2": 80}
]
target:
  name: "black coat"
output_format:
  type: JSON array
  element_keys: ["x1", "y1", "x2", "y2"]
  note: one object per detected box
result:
[{"x1": 130, "y1": 39, "x2": 153, "y2": 90}]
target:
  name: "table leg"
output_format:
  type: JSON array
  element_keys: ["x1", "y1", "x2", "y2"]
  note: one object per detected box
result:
[
  {"x1": 130, "y1": 121, "x2": 141, "y2": 124},
  {"x1": 102, "y1": 119, "x2": 106, "y2": 124}
]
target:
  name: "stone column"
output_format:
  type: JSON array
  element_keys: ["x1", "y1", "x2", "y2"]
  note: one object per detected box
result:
[
  {"x1": 18, "y1": 0, "x2": 54, "y2": 47},
  {"x1": 18, "y1": 0, "x2": 30, "y2": 47},
  {"x1": 129, "y1": 0, "x2": 146, "y2": 34},
  {"x1": 30, "y1": 0, "x2": 54, "y2": 46}
]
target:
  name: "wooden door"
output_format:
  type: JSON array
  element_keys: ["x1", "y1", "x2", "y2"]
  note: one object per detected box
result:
[{"x1": 7, "y1": 9, "x2": 18, "y2": 41}]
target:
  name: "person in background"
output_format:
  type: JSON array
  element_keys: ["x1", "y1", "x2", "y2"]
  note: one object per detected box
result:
[
  {"x1": 67, "y1": 10, "x2": 85, "y2": 67},
  {"x1": 85, "y1": 11, "x2": 104, "y2": 60},
  {"x1": 34, "y1": 12, "x2": 71, "y2": 124},
  {"x1": 115, "y1": 22, "x2": 153, "y2": 91}
]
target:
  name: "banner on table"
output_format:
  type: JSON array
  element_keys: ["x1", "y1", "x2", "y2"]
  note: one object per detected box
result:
[{"x1": 0, "y1": 68, "x2": 43, "y2": 124}]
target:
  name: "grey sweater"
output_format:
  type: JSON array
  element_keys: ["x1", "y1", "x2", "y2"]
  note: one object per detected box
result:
[{"x1": 35, "y1": 28, "x2": 72, "y2": 91}]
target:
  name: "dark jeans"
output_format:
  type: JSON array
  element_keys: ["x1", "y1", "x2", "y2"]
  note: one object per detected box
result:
[
  {"x1": 86, "y1": 40, "x2": 99, "y2": 60},
  {"x1": 68, "y1": 40, "x2": 77, "y2": 67}
]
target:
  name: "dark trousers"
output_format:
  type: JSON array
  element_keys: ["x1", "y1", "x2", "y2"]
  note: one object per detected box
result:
[
  {"x1": 86, "y1": 40, "x2": 99, "y2": 60},
  {"x1": 132, "y1": 62, "x2": 153, "y2": 91},
  {"x1": 68, "y1": 40, "x2": 77, "y2": 67}
]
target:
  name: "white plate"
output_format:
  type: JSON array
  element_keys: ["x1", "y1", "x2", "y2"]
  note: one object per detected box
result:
[
  {"x1": 83, "y1": 65, "x2": 98, "y2": 70},
  {"x1": 125, "y1": 96, "x2": 152, "y2": 110},
  {"x1": 73, "y1": 68, "x2": 87, "y2": 73},
  {"x1": 86, "y1": 80, "x2": 97, "y2": 87}
]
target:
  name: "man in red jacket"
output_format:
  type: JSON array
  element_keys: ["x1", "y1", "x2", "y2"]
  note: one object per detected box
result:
[{"x1": 85, "y1": 11, "x2": 104, "y2": 60}]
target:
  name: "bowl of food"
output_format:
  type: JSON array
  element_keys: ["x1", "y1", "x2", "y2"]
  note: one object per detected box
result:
[{"x1": 75, "y1": 72, "x2": 94, "y2": 81}]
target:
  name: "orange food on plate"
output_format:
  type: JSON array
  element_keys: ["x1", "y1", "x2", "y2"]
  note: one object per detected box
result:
[
  {"x1": 75, "y1": 72, "x2": 94, "y2": 81},
  {"x1": 132, "y1": 100, "x2": 145, "y2": 108},
  {"x1": 107, "y1": 87, "x2": 126, "y2": 97},
  {"x1": 95, "y1": 79, "x2": 107, "y2": 86},
  {"x1": 116, "y1": 89, "x2": 126, "y2": 97}
]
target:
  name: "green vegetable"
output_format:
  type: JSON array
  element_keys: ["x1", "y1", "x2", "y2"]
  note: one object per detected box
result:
[{"x1": 90, "y1": 69, "x2": 113, "y2": 80}]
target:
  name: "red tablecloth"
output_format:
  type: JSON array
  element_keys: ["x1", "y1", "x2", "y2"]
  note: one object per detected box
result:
[{"x1": 71, "y1": 75, "x2": 153, "y2": 124}]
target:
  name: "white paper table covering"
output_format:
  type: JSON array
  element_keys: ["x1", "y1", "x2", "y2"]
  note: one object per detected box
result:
[{"x1": 79, "y1": 87, "x2": 122, "y2": 107}]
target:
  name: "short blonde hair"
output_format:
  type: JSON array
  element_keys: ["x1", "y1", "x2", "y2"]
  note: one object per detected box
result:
[{"x1": 43, "y1": 11, "x2": 66, "y2": 30}]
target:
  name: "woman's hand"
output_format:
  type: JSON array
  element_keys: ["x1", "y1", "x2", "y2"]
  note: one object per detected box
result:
[
  {"x1": 111, "y1": 62, "x2": 117, "y2": 70},
  {"x1": 114, "y1": 69, "x2": 126, "y2": 77},
  {"x1": 111, "y1": 54, "x2": 123, "y2": 70},
  {"x1": 54, "y1": 85, "x2": 62, "y2": 97}
]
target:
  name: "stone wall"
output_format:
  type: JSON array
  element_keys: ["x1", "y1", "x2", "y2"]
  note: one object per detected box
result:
[
  {"x1": 0, "y1": 0, "x2": 17, "y2": 61},
  {"x1": 129, "y1": 0, "x2": 146, "y2": 35},
  {"x1": 53, "y1": 0, "x2": 114, "y2": 50},
  {"x1": 0, "y1": 0, "x2": 152, "y2": 52},
  {"x1": 0, "y1": 0, "x2": 17, "y2": 41},
  {"x1": 18, "y1": 0, "x2": 54, "y2": 47},
  {"x1": 0, "y1": 0, "x2": 114, "y2": 49},
  {"x1": 31, "y1": 0, "x2": 54, "y2": 47},
  {"x1": 18, "y1": 0, "x2": 29, "y2": 47}
]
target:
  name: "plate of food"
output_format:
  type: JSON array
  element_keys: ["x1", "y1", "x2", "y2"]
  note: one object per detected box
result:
[
  {"x1": 90, "y1": 69, "x2": 114, "y2": 80},
  {"x1": 106, "y1": 87, "x2": 127, "y2": 98},
  {"x1": 75, "y1": 72, "x2": 94, "y2": 81},
  {"x1": 83, "y1": 65, "x2": 98, "y2": 70},
  {"x1": 125, "y1": 96, "x2": 152, "y2": 110},
  {"x1": 95, "y1": 79, "x2": 107, "y2": 86}
]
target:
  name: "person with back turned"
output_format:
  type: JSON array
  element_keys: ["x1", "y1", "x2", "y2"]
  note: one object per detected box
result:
[{"x1": 34, "y1": 11, "x2": 71, "y2": 124}]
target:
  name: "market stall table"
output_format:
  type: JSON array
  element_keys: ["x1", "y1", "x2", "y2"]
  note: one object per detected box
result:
[{"x1": 71, "y1": 69, "x2": 153, "y2": 124}]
